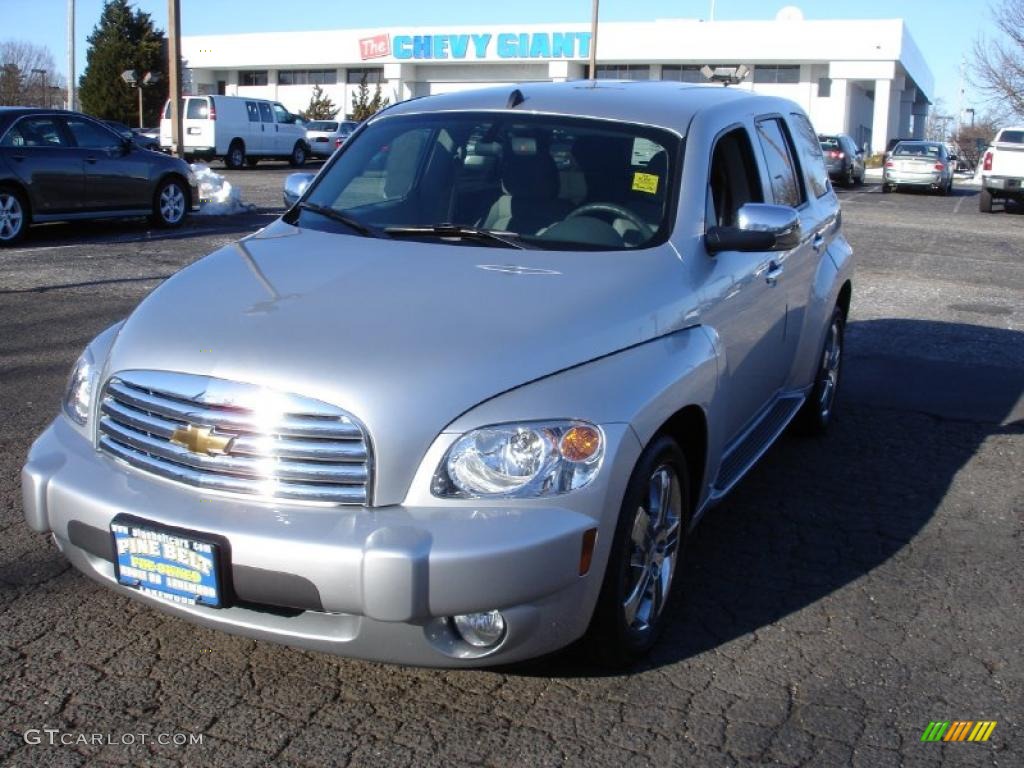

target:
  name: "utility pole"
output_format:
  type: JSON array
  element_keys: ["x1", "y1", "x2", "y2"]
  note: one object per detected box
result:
[
  {"x1": 67, "y1": 0, "x2": 75, "y2": 110},
  {"x1": 709, "y1": 0, "x2": 716, "y2": 22},
  {"x1": 31, "y1": 69, "x2": 48, "y2": 108},
  {"x1": 168, "y1": 0, "x2": 183, "y2": 158},
  {"x1": 954, "y1": 56, "x2": 965, "y2": 146},
  {"x1": 588, "y1": 0, "x2": 599, "y2": 80}
]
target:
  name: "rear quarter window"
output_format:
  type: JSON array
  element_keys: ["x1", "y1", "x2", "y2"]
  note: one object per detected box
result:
[
  {"x1": 997, "y1": 130, "x2": 1024, "y2": 143},
  {"x1": 186, "y1": 98, "x2": 209, "y2": 119}
]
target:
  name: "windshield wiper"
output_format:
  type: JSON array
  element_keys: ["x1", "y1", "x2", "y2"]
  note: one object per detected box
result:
[
  {"x1": 384, "y1": 224, "x2": 527, "y2": 249},
  {"x1": 297, "y1": 202, "x2": 375, "y2": 237}
]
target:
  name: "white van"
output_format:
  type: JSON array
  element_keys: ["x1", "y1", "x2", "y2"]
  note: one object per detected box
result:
[{"x1": 160, "y1": 95, "x2": 310, "y2": 168}]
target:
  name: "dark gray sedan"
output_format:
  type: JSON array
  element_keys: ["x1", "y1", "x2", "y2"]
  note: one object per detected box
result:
[{"x1": 0, "y1": 107, "x2": 199, "y2": 245}]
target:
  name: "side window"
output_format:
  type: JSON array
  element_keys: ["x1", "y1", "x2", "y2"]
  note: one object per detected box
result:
[
  {"x1": 788, "y1": 112, "x2": 830, "y2": 198},
  {"x1": 65, "y1": 117, "x2": 121, "y2": 150},
  {"x1": 755, "y1": 117, "x2": 805, "y2": 207},
  {"x1": 246, "y1": 101, "x2": 260, "y2": 122},
  {"x1": 1, "y1": 117, "x2": 68, "y2": 148},
  {"x1": 272, "y1": 103, "x2": 292, "y2": 124},
  {"x1": 331, "y1": 127, "x2": 432, "y2": 209},
  {"x1": 186, "y1": 98, "x2": 209, "y2": 119},
  {"x1": 706, "y1": 127, "x2": 764, "y2": 228},
  {"x1": 258, "y1": 102, "x2": 274, "y2": 123}
]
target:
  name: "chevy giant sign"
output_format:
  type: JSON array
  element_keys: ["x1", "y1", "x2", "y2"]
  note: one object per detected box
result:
[{"x1": 358, "y1": 31, "x2": 592, "y2": 61}]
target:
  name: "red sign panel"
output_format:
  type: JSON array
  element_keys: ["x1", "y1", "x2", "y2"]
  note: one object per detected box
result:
[{"x1": 359, "y1": 34, "x2": 391, "y2": 60}]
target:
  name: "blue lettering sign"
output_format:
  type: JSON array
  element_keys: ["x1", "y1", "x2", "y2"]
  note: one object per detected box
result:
[
  {"x1": 471, "y1": 34, "x2": 491, "y2": 57},
  {"x1": 412, "y1": 35, "x2": 432, "y2": 59},
  {"x1": 497, "y1": 33, "x2": 517, "y2": 59},
  {"x1": 529, "y1": 34, "x2": 551, "y2": 59},
  {"x1": 433, "y1": 35, "x2": 449, "y2": 59},
  {"x1": 394, "y1": 35, "x2": 413, "y2": 59},
  {"x1": 450, "y1": 34, "x2": 470, "y2": 59}
]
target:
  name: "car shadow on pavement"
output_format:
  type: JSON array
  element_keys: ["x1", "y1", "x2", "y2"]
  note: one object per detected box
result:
[{"x1": 511, "y1": 318, "x2": 1023, "y2": 677}]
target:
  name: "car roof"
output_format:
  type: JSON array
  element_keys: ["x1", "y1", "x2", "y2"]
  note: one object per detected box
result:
[{"x1": 381, "y1": 80, "x2": 765, "y2": 135}]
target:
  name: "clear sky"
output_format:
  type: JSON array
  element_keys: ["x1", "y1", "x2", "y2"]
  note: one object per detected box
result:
[{"x1": 5, "y1": 0, "x2": 995, "y2": 114}]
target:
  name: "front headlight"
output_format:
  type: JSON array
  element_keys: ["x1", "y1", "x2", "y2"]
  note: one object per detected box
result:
[
  {"x1": 432, "y1": 421, "x2": 604, "y2": 499},
  {"x1": 63, "y1": 350, "x2": 95, "y2": 426}
]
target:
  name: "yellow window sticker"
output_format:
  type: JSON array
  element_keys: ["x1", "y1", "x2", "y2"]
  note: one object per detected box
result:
[{"x1": 632, "y1": 172, "x2": 659, "y2": 195}]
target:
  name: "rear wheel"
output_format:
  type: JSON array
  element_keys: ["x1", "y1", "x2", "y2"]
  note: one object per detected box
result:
[
  {"x1": 844, "y1": 165, "x2": 855, "y2": 188},
  {"x1": 795, "y1": 305, "x2": 845, "y2": 435},
  {"x1": 586, "y1": 435, "x2": 690, "y2": 667},
  {"x1": 979, "y1": 187, "x2": 994, "y2": 213},
  {"x1": 881, "y1": 184, "x2": 891, "y2": 193},
  {"x1": 151, "y1": 177, "x2": 188, "y2": 228},
  {"x1": 224, "y1": 140, "x2": 246, "y2": 170},
  {"x1": 0, "y1": 186, "x2": 29, "y2": 246},
  {"x1": 289, "y1": 142, "x2": 308, "y2": 167}
]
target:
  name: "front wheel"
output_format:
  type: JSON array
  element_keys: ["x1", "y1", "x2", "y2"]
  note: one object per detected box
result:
[
  {"x1": 586, "y1": 435, "x2": 690, "y2": 666},
  {"x1": 151, "y1": 178, "x2": 188, "y2": 228},
  {"x1": 289, "y1": 142, "x2": 308, "y2": 167},
  {"x1": 0, "y1": 186, "x2": 29, "y2": 246},
  {"x1": 794, "y1": 305, "x2": 845, "y2": 435}
]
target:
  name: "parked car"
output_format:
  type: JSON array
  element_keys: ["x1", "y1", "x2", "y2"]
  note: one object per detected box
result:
[
  {"x1": 0, "y1": 107, "x2": 199, "y2": 245},
  {"x1": 22, "y1": 82, "x2": 854, "y2": 666},
  {"x1": 818, "y1": 133, "x2": 864, "y2": 187},
  {"x1": 132, "y1": 126, "x2": 162, "y2": 151},
  {"x1": 159, "y1": 95, "x2": 310, "y2": 168},
  {"x1": 101, "y1": 120, "x2": 162, "y2": 152},
  {"x1": 305, "y1": 119, "x2": 359, "y2": 158},
  {"x1": 978, "y1": 127, "x2": 1024, "y2": 212},
  {"x1": 882, "y1": 141, "x2": 954, "y2": 194}
]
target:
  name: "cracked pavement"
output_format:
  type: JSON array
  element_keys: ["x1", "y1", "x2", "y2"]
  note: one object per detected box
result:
[{"x1": 1, "y1": 168, "x2": 1021, "y2": 766}]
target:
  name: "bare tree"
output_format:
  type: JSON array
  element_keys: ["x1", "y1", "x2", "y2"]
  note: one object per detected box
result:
[
  {"x1": 0, "y1": 40, "x2": 66, "y2": 107},
  {"x1": 956, "y1": 114, "x2": 1001, "y2": 170},
  {"x1": 971, "y1": 1, "x2": 1024, "y2": 120}
]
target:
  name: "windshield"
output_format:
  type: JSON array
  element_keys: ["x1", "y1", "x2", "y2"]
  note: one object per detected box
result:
[
  {"x1": 298, "y1": 111, "x2": 680, "y2": 250},
  {"x1": 818, "y1": 136, "x2": 840, "y2": 151},
  {"x1": 893, "y1": 142, "x2": 941, "y2": 157},
  {"x1": 307, "y1": 121, "x2": 339, "y2": 132}
]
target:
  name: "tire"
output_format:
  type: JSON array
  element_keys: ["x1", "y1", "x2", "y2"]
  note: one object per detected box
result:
[
  {"x1": 881, "y1": 183, "x2": 891, "y2": 193},
  {"x1": 289, "y1": 142, "x2": 308, "y2": 167},
  {"x1": 224, "y1": 141, "x2": 246, "y2": 170},
  {"x1": 151, "y1": 177, "x2": 188, "y2": 228},
  {"x1": 0, "y1": 186, "x2": 29, "y2": 246},
  {"x1": 979, "y1": 187, "x2": 993, "y2": 213},
  {"x1": 586, "y1": 435, "x2": 691, "y2": 667},
  {"x1": 245, "y1": 157, "x2": 259, "y2": 168},
  {"x1": 794, "y1": 304, "x2": 845, "y2": 435},
  {"x1": 843, "y1": 165, "x2": 855, "y2": 188}
]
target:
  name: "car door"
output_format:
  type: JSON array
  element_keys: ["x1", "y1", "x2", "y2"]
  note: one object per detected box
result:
[
  {"x1": 0, "y1": 114, "x2": 84, "y2": 214},
  {"x1": 64, "y1": 115, "x2": 150, "y2": 210},
  {"x1": 257, "y1": 101, "x2": 275, "y2": 154},
  {"x1": 272, "y1": 102, "x2": 299, "y2": 153},
  {"x1": 697, "y1": 125, "x2": 791, "y2": 444},
  {"x1": 774, "y1": 112, "x2": 838, "y2": 390},
  {"x1": 245, "y1": 100, "x2": 262, "y2": 153}
]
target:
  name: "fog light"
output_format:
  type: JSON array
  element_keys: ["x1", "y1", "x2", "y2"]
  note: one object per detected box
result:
[{"x1": 452, "y1": 610, "x2": 506, "y2": 648}]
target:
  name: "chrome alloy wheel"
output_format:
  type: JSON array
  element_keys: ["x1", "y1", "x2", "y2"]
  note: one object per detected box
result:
[
  {"x1": 0, "y1": 191, "x2": 24, "y2": 241},
  {"x1": 818, "y1": 317, "x2": 842, "y2": 419},
  {"x1": 623, "y1": 465, "x2": 683, "y2": 632},
  {"x1": 159, "y1": 183, "x2": 185, "y2": 224}
]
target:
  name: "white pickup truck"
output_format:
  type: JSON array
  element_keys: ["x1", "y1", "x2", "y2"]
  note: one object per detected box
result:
[{"x1": 980, "y1": 127, "x2": 1024, "y2": 212}]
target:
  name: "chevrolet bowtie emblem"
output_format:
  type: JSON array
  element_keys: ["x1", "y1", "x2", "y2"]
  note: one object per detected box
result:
[{"x1": 169, "y1": 424, "x2": 233, "y2": 455}]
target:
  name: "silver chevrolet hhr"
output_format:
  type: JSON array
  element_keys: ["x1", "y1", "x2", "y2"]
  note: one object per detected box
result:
[{"x1": 22, "y1": 81, "x2": 854, "y2": 667}]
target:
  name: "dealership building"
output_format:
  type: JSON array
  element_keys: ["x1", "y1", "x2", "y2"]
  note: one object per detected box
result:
[{"x1": 181, "y1": 14, "x2": 934, "y2": 154}]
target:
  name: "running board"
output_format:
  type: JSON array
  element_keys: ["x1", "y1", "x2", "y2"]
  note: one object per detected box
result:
[{"x1": 711, "y1": 394, "x2": 804, "y2": 498}]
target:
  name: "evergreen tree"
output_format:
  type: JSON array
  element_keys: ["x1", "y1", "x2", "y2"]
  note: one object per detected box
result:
[
  {"x1": 79, "y1": 0, "x2": 166, "y2": 124},
  {"x1": 301, "y1": 84, "x2": 339, "y2": 120},
  {"x1": 350, "y1": 74, "x2": 390, "y2": 122}
]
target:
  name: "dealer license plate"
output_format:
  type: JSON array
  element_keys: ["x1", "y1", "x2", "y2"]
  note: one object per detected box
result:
[{"x1": 111, "y1": 516, "x2": 225, "y2": 607}]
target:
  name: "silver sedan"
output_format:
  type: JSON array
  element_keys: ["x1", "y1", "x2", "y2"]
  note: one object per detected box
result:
[
  {"x1": 883, "y1": 141, "x2": 954, "y2": 194},
  {"x1": 305, "y1": 119, "x2": 358, "y2": 158}
]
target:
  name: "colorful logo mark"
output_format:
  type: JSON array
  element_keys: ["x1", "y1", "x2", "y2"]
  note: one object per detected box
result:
[{"x1": 921, "y1": 721, "x2": 997, "y2": 742}]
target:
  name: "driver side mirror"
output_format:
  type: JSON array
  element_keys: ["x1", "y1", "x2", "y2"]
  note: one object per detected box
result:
[
  {"x1": 705, "y1": 203, "x2": 801, "y2": 254},
  {"x1": 283, "y1": 172, "x2": 315, "y2": 208}
]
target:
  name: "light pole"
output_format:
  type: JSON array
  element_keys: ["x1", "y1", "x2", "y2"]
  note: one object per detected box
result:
[
  {"x1": 67, "y1": 0, "x2": 75, "y2": 110},
  {"x1": 588, "y1": 0, "x2": 600, "y2": 80},
  {"x1": 121, "y1": 70, "x2": 161, "y2": 127},
  {"x1": 31, "y1": 68, "x2": 48, "y2": 108}
]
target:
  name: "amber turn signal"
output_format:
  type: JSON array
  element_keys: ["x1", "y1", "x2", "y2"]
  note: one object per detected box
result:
[
  {"x1": 579, "y1": 528, "x2": 598, "y2": 575},
  {"x1": 560, "y1": 425, "x2": 602, "y2": 462}
]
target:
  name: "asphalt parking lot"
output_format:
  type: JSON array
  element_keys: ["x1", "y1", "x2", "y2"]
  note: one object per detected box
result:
[{"x1": 1, "y1": 166, "x2": 1021, "y2": 767}]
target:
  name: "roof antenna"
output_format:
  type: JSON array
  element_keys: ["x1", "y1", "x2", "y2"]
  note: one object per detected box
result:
[{"x1": 506, "y1": 88, "x2": 525, "y2": 108}]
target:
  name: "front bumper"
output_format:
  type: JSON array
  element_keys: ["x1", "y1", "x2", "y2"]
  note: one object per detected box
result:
[{"x1": 23, "y1": 417, "x2": 637, "y2": 666}]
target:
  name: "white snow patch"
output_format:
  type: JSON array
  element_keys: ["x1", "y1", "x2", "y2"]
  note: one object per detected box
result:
[{"x1": 191, "y1": 163, "x2": 256, "y2": 216}]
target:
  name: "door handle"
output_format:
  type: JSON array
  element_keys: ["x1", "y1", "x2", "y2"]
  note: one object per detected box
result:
[
  {"x1": 812, "y1": 233, "x2": 826, "y2": 252},
  {"x1": 85, "y1": 156, "x2": 98, "y2": 164},
  {"x1": 766, "y1": 262, "x2": 784, "y2": 285},
  {"x1": 12, "y1": 154, "x2": 25, "y2": 162}
]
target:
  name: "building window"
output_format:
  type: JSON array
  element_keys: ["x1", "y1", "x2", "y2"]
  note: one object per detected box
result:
[
  {"x1": 279, "y1": 69, "x2": 338, "y2": 86},
  {"x1": 818, "y1": 77, "x2": 832, "y2": 97},
  {"x1": 595, "y1": 64, "x2": 650, "y2": 81},
  {"x1": 239, "y1": 70, "x2": 268, "y2": 86},
  {"x1": 346, "y1": 67, "x2": 383, "y2": 84},
  {"x1": 753, "y1": 65, "x2": 800, "y2": 84},
  {"x1": 661, "y1": 65, "x2": 705, "y2": 83}
]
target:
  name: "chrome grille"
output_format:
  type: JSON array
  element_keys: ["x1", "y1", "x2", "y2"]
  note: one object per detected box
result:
[{"x1": 98, "y1": 371, "x2": 372, "y2": 505}]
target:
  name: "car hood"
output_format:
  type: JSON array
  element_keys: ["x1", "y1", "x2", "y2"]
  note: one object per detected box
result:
[{"x1": 105, "y1": 220, "x2": 694, "y2": 504}]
